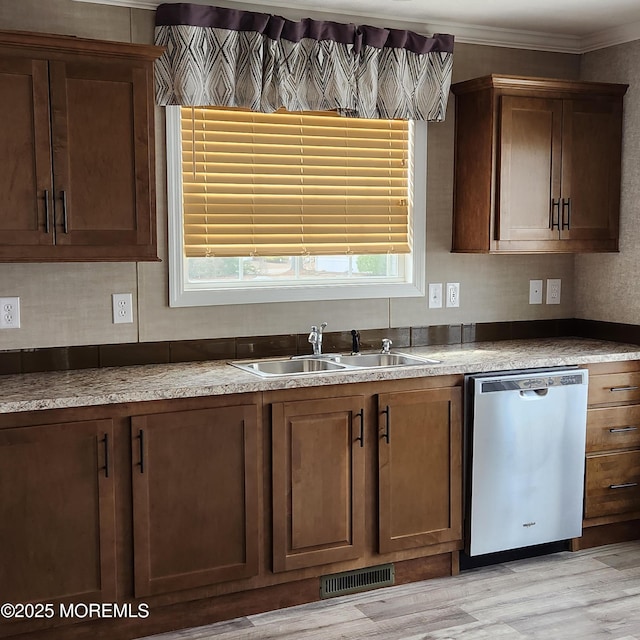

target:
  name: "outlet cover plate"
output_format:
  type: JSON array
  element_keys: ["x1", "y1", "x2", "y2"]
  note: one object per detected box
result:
[
  {"x1": 546, "y1": 279, "x2": 561, "y2": 305},
  {"x1": 446, "y1": 282, "x2": 460, "y2": 308},
  {"x1": 0, "y1": 297, "x2": 20, "y2": 329},
  {"x1": 112, "y1": 293, "x2": 134, "y2": 324}
]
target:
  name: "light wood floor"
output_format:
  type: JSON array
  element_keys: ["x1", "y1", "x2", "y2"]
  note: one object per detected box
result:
[{"x1": 141, "y1": 541, "x2": 640, "y2": 640}]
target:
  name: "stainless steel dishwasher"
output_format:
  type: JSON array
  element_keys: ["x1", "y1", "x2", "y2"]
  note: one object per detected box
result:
[{"x1": 466, "y1": 368, "x2": 589, "y2": 557}]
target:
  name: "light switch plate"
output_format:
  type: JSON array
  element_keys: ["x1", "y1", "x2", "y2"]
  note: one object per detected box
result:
[
  {"x1": 529, "y1": 280, "x2": 543, "y2": 305},
  {"x1": 428, "y1": 283, "x2": 443, "y2": 308}
]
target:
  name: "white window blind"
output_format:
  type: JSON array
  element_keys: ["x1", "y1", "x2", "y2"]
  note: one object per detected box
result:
[{"x1": 180, "y1": 107, "x2": 411, "y2": 258}]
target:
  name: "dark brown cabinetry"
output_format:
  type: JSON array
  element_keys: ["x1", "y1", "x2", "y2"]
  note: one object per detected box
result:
[
  {"x1": 0, "y1": 30, "x2": 162, "y2": 262},
  {"x1": 377, "y1": 387, "x2": 462, "y2": 554},
  {"x1": 271, "y1": 396, "x2": 366, "y2": 572},
  {"x1": 271, "y1": 382, "x2": 463, "y2": 573},
  {"x1": 451, "y1": 75, "x2": 627, "y2": 253},
  {"x1": 0, "y1": 419, "x2": 116, "y2": 610},
  {"x1": 583, "y1": 363, "x2": 640, "y2": 526},
  {"x1": 131, "y1": 404, "x2": 260, "y2": 597},
  {"x1": 0, "y1": 378, "x2": 462, "y2": 639}
]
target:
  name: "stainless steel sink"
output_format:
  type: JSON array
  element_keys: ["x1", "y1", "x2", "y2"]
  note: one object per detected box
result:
[
  {"x1": 230, "y1": 357, "x2": 347, "y2": 377},
  {"x1": 230, "y1": 351, "x2": 440, "y2": 377},
  {"x1": 330, "y1": 353, "x2": 440, "y2": 368}
]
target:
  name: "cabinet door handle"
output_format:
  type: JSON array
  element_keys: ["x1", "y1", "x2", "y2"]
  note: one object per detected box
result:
[
  {"x1": 101, "y1": 433, "x2": 110, "y2": 478},
  {"x1": 43, "y1": 189, "x2": 51, "y2": 234},
  {"x1": 609, "y1": 426, "x2": 638, "y2": 433},
  {"x1": 354, "y1": 408, "x2": 364, "y2": 448},
  {"x1": 61, "y1": 190, "x2": 69, "y2": 234},
  {"x1": 381, "y1": 405, "x2": 390, "y2": 443},
  {"x1": 561, "y1": 197, "x2": 571, "y2": 230},
  {"x1": 550, "y1": 199, "x2": 560, "y2": 230},
  {"x1": 137, "y1": 429, "x2": 145, "y2": 473},
  {"x1": 610, "y1": 386, "x2": 639, "y2": 392},
  {"x1": 610, "y1": 482, "x2": 638, "y2": 490}
]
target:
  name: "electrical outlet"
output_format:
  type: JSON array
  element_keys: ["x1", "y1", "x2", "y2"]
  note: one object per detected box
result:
[
  {"x1": 546, "y1": 279, "x2": 561, "y2": 305},
  {"x1": 112, "y1": 293, "x2": 134, "y2": 324},
  {"x1": 428, "y1": 283, "x2": 443, "y2": 309},
  {"x1": 0, "y1": 297, "x2": 20, "y2": 329},
  {"x1": 446, "y1": 282, "x2": 460, "y2": 308},
  {"x1": 529, "y1": 280, "x2": 543, "y2": 305}
]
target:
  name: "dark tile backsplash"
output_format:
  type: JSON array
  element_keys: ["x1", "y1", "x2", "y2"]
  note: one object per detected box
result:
[{"x1": 0, "y1": 318, "x2": 631, "y2": 375}]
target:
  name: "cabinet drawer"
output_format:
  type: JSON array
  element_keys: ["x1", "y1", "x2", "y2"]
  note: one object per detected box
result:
[
  {"x1": 586, "y1": 405, "x2": 640, "y2": 453},
  {"x1": 588, "y1": 372, "x2": 640, "y2": 406},
  {"x1": 585, "y1": 450, "x2": 640, "y2": 519}
]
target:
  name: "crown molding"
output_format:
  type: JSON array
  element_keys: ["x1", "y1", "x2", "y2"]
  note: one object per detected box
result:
[
  {"x1": 72, "y1": 0, "x2": 640, "y2": 54},
  {"x1": 580, "y1": 19, "x2": 640, "y2": 53}
]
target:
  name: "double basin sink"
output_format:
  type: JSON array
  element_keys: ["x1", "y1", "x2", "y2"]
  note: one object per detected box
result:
[{"x1": 230, "y1": 352, "x2": 441, "y2": 378}]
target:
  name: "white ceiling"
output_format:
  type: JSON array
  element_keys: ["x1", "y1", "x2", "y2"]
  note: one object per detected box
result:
[{"x1": 74, "y1": 0, "x2": 640, "y2": 52}]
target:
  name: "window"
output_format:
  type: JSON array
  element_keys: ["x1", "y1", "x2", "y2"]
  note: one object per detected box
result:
[{"x1": 166, "y1": 107, "x2": 426, "y2": 306}]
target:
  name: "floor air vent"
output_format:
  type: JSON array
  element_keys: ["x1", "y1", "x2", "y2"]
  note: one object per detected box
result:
[{"x1": 320, "y1": 563, "x2": 395, "y2": 599}]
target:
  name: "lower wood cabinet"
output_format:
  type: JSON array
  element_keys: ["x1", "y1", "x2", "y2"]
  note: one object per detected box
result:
[
  {"x1": 0, "y1": 419, "x2": 116, "y2": 607},
  {"x1": 271, "y1": 396, "x2": 366, "y2": 572},
  {"x1": 271, "y1": 383, "x2": 464, "y2": 572},
  {"x1": 578, "y1": 362, "x2": 640, "y2": 547},
  {"x1": 585, "y1": 450, "x2": 640, "y2": 519},
  {"x1": 0, "y1": 378, "x2": 463, "y2": 639},
  {"x1": 131, "y1": 404, "x2": 260, "y2": 597},
  {"x1": 377, "y1": 387, "x2": 462, "y2": 553}
]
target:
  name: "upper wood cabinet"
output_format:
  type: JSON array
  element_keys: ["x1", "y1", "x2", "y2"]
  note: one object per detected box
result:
[
  {"x1": 0, "y1": 30, "x2": 162, "y2": 262},
  {"x1": 451, "y1": 75, "x2": 627, "y2": 254}
]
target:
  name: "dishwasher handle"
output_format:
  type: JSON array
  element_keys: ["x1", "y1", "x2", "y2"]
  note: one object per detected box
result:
[{"x1": 520, "y1": 388, "x2": 549, "y2": 398}]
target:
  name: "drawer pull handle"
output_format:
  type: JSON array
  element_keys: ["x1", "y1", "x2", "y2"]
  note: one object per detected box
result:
[
  {"x1": 609, "y1": 426, "x2": 638, "y2": 433},
  {"x1": 610, "y1": 482, "x2": 638, "y2": 490},
  {"x1": 609, "y1": 386, "x2": 639, "y2": 392}
]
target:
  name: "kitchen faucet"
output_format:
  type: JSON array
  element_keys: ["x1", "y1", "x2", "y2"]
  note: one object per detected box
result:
[
  {"x1": 351, "y1": 329, "x2": 361, "y2": 355},
  {"x1": 308, "y1": 322, "x2": 328, "y2": 355},
  {"x1": 381, "y1": 338, "x2": 393, "y2": 354}
]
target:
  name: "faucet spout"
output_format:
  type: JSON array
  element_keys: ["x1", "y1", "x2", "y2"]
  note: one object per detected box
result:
[{"x1": 308, "y1": 322, "x2": 328, "y2": 355}]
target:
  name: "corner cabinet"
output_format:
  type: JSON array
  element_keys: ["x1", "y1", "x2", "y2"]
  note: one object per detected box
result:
[
  {"x1": 451, "y1": 75, "x2": 627, "y2": 254},
  {"x1": 0, "y1": 30, "x2": 162, "y2": 262}
]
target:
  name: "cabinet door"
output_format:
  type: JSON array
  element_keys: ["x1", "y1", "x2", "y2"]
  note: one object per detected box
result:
[
  {"x1": 498, "y1": 96, "x2": 562, "y2": 242},
  {"x1": 48, "y1": 56, "x2": 156, "y2": 260},
  {"x1": 0, "y1": 420, "x2": 116, "y2": 606},
  {"x1": 561, "y1": 98, "x2": 622, "y2": 244},
  {"x1": 132, "y1": 404, "x2": 259, "y2": 597},
  {"x1": 0, "y1": 55, "x2": 53, "y2": 251},
  {"x1": 272, "y1": 396, "x2": 365, "y2": 572},
  {"x1": 378, "y1": 387, "x2": 462, "y2": 554}
]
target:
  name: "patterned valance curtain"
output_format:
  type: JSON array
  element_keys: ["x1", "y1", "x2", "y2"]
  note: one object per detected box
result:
[{"x1": 154, "y1": 3, "x2": 454, "y2": 121}]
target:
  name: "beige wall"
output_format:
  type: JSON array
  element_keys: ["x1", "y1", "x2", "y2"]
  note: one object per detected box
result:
[
  {"x1": 576, "y1": 40, "x2": 640, "y2": 323},
  {"x1": 0, "y1": 0, "x2": 580, "y2": 350}
]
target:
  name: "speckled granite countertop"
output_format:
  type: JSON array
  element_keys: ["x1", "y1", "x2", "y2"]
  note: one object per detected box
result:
[{"x1": 2, "y1": 338, "x2": 640, "y2": 414}]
